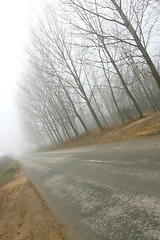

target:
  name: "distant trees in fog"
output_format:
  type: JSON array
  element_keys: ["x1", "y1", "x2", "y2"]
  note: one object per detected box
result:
[{"x1": 18, "y1": 0, "x2": 160, "y2": 148}]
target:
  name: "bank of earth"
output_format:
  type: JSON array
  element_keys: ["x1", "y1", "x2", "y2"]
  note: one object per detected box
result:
[
  {"x1": 47, "y1": 111, "x2": 160, "y2": 150},
  {"x1": 0, "y1": 169, "x2": 66, "y2": 240}
]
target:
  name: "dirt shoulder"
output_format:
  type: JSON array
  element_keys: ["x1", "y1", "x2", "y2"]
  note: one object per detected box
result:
[
  {"x1": 47, "y1": 111, "x2": 160, "y2": 150},
  {"x1": 0, "y1": 169, "x2": 65, "y2": 240}
]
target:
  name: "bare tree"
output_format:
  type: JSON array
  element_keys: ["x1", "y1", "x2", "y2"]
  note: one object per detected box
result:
[
  {"x1": 31, "y1": 11, "x2": 105, "y2": 131},
  {"x1": 60, "y1": 1, "x2": 144, "y2": 118},
  {"x1": 62, "y1": 0, "x2": 160, "y2": 87},
  {"x1": 18, "y1": 0, "x2": 160, "y2": 147}
]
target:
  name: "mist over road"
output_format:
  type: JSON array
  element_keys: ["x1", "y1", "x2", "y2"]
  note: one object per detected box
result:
[{"x1": 20, "y1": 137, "x2": 160, "y2": 240}]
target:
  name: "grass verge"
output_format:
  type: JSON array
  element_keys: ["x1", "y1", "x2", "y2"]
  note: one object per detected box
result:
[{"x1": 0, "y1": 161, "x2": 18, "y2": 184}]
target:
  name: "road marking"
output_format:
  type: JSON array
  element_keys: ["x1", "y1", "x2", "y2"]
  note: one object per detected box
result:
[{"x1": 82, "y1": 160, "x2": 104, "y2": 163}]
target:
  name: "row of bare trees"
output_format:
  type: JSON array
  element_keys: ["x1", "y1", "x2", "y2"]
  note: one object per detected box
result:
[{"x1": 18, "y1": 0, "x2": 160, "y2": 148}]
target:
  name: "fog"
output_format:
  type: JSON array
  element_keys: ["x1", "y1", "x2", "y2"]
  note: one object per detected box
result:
[
  {"x1": 0, "y1": 97, "x2": 22, "y2": 155},
  {"x1": 0, "y1": 0, "x2": 41, "y2": 156},
  {"x1": 0, "y1": 0, "x2": 159, "y2": 155}
]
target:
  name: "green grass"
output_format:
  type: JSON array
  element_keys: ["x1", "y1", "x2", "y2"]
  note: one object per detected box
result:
[{"x1": 0, "y1": 161, "x2": 18, "y2": 183}]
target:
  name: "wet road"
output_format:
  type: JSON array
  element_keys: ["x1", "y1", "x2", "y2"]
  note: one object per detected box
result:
[{"x1": 20, "y1": 138, "x2": 160, "y2": 240}]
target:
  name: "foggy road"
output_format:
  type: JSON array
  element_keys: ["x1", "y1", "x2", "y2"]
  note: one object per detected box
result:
[{"x1": 20, "y1": 137, "x2": 160, "y2": 240}]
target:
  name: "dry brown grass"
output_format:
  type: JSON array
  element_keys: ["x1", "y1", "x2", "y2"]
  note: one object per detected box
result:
[{"x1": 46, "y1": 111, "x2": 160, "y2": 150}]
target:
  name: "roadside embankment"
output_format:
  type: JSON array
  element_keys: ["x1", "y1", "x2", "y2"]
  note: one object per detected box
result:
[
  {"x1": 0, "y1": 162, "x2": 65, "y2": 240},
  {"x1": 48, "y1": 111, "x2": 160, "y2": 150}
]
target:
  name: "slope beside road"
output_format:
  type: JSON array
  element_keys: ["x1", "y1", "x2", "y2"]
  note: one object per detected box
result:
[
  {"x1": 20, "y1": 137, "x2": 160, "y2": 240},
  {"x1": 0, "y1": 162, "x2": 65, "y2": 240},
  {"x1": 47, "y1": 111, "x2": 160, "y2": 150}
]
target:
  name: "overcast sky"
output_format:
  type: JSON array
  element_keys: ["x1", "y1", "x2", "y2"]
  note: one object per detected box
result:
[{"x1": 0, "y1": 0, "x2": 41, "y2": 156}]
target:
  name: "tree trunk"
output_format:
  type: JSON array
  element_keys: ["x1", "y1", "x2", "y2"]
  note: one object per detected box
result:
[
  {"x1": 111, "y1": 0, "x2": 160, "y2": 89},
  {"x1": 102, "y1": 40, "x2": 144, "y2": 118}
]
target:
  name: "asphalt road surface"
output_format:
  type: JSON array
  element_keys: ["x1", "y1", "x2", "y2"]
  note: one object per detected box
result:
[{"x1": 20, "y1": 137, "x2": 160, "y2": 240}]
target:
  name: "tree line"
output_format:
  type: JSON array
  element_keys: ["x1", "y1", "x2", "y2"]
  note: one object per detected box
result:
[{"x1": 18, "y1": 0, "x2": 160, "y2": 148}]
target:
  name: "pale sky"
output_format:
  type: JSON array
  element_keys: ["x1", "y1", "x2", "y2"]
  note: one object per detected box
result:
[{"x1": 0, "y1": 0, "x2": 41, "y2": 156}]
